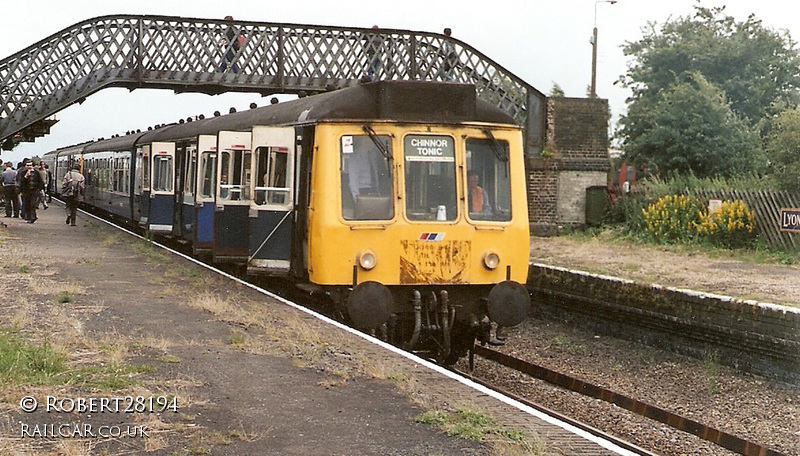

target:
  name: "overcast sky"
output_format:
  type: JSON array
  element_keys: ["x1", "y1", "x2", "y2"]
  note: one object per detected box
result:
[{"x1": 3, "y1": 0, "x2": 799, "y2": 163}]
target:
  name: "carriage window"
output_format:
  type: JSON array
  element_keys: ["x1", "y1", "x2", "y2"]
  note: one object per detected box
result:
[
  {"x1": 340, "y1": 135, "x2": 393, "y2": 220},
  {"x1": 465, "y1": 137, "x2": 511, "y2": 222},
  {"x1": 219, "y1": 149, "x2": 251, "y2": 201},
  {"x1": 404, "y1": 134, "x2": 456, "y2": 221},
  {"x1": 152, "y1": 155, "x2": 173, "y2": 192},
  {"x1": 199, "y1": 151, "x2": 216, "y2": 198},
  {"x1": 255, "y1": 146, "x2": 290, "y2": 206}
]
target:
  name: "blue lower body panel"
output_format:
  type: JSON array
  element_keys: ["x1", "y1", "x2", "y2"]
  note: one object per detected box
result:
[
  {"x1": 149, "y1": 194, "x2": 173, "y2": 233},
  {"x1": 214, "y1": 205, "x2": 249, "y2": 262}
]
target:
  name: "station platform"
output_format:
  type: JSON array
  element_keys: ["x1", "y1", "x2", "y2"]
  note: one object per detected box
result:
[{"x1": 0, "y1": 204, "x2": 634, "y2": 455}]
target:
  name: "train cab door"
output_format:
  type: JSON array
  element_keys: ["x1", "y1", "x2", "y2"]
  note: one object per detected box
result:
[
  {"x1": 247, "y1": 126, "x2": 295, "y2": 275},
  {"x1": 138, "y1": 145, "x2": 151, "y2": 227},
  {"x1": 173, "y1": 140, "x2": 197, "y2": 243},
  {"x1": 193, "y1": 135, "x2": 217, "y2": 256},
  {"x1": 148, "y1": 142, "x2": 176, "y2": 233},
  {"x1": 213, "y1": 131, "x2": 252, "y2": 263}
]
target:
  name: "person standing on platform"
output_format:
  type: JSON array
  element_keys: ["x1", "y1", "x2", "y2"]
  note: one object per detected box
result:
[
  {"x1": 16, "y1": 158, "x2": 29, "y2": 220},
  {"x1": 62, "y1": 165, "x2": 85, "y2": 226},
  {"x1": 2, "y1": 162, "x2": 19, "y2": 218},
  {"x1": 20, "y1": 161, "x2": 43, "y2": 223},
  {"x1": 37, "y1": 161, "x2": 49, "y2": 210}
]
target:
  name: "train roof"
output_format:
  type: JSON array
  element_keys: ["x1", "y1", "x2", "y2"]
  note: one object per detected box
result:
[
  {"x1": 140, "y1": 81, "x2": 517, "y2": 143},
  {"x1": 46, "y1": 81, "x2": 519, "y2": 155},
  {"x1": 83, "y1": 131, "x2": 147, "y2": 153}
]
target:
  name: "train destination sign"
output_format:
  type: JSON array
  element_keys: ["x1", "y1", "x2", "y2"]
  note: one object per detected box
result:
[
  {"x1": 779, "y1": 208, "x2": 800, "y2": 233},
  {"x1": 404, "y1": 135, "x2": 454, "y2": 162}
]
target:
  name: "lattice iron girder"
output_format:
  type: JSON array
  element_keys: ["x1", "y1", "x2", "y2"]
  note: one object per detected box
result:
[{"x1": 0, "y1": 14, "x2": 544, "y2": 151}]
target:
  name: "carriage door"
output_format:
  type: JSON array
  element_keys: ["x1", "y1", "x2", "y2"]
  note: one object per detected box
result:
[
  {"x1": 213, "y1": 131, "x2": 252, "y2": 263},
  {"x1": 248, "y1": 126, "x2": 295, "y2": 275},
  {"x1": 193, "y1": 135, "x2": 217, "y2": 255},
  {"x1": 149, "y1": 142, "x2": 176, "y2": 233}
]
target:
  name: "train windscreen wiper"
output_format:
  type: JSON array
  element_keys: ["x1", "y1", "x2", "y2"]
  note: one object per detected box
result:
[
  {"x1": 362, "y1": 125, "x2": 392, "y2": 161},
  {"x1": 482, "y1": 128, "x2": 508, "y2": 162}
]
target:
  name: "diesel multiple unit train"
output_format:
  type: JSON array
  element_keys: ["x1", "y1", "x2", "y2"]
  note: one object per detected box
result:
[{"x1": 43, "y1": 80, "x2": 531, "y2": 362}]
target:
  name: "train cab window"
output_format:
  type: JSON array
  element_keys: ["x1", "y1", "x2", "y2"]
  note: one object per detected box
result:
[
  {"x1": 403, "y1": 134, "x2": 456, "y2": 221},
  {"x1": 152, "y1": 155, "x2": 173, "y2": 192},
  {"x1": 465, "y1": 137, "x2": 511, "y2": 222},
  {"x1": 340, "y1": 134, "x2": 394, "y2": 220},
  {"x1": 254, "y1": 146, "x2": 290, "y2": 206},
  {"x1": 219, "y1": 149, "x2": 251, "y2": 201},
  {"x1": 199, "y1": 151, "x2": 217, "y2": 198}
]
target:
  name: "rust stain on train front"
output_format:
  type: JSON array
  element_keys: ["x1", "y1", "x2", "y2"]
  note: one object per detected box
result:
[{"x1": 399, "y1": 240, "x2": 470, "y2": 284}]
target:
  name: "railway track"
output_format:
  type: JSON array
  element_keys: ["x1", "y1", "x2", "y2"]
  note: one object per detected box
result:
[{"x1": 470, "y1": 345, "x2": 789, "y2": 456}]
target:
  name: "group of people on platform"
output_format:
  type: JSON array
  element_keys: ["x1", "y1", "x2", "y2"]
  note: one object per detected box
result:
[{"x1": 2, "y1": 158, "x2": 84, "y2": 226}]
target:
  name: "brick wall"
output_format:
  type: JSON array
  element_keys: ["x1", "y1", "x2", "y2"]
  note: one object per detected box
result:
[
  {"x1": 528, "y1": 264, "x2": 800, "y2": 383},
  {"x1": 528, "y1": 97, "x2": 611, "y2": 234}
]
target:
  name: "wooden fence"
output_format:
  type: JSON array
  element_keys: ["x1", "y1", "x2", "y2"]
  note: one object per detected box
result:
[{"x1": 691, "y1": 189, "x2": 800, "y2": 250}]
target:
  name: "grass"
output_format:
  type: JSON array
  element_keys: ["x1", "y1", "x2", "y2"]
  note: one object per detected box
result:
[
  {"x1": 704, "y1": 350, "x2": 720, "y2": 395},
  {"x1": 415, "y1": 408, "x2": 542, "y2": 454},
  {"x1": 0, "y1": 332, "x2": 66, "y2": 385}
]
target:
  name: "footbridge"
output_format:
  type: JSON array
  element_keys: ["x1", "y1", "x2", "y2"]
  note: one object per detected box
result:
[{"x1": 0, "y1": 15, "x2": 545, "y2": 153}]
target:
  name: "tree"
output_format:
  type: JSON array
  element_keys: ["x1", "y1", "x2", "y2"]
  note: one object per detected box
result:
[
  {"x1": 617, "y1": 6, "x2": 800, "y2": 177},
  {"x1": 549, "y1": 83, "x2": 565, "y2": 98},
  {"x1": 622, "y1": 72, "x2": 763, "y2": 178},
  {"x1": 765, "y1": 107, "x2": 800, "y2": 191}
]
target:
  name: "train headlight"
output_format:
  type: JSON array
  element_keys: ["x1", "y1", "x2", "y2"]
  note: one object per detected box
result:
[
  {"x1": 357, "y1": 249, "x2": 378, "y2": 270},
  {"x1": 482, "y1": 251, "x2": 500, "y2": 270}
]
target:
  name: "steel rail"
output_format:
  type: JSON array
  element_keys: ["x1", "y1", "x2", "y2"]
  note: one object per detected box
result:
[{"x1": 474, "y1": 345, "x2": 788, "y2": 456}]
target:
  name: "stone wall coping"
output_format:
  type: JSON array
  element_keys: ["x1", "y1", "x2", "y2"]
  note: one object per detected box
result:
[{"x1": 530, "y1": 262, "x2": 800, "y2": 316}]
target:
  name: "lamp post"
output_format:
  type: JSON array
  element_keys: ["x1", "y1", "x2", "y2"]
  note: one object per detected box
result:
[{"x1": 591, "y1": 0, "x2": 617, "y2": 98}]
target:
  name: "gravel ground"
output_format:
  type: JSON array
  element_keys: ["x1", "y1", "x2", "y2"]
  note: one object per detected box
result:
[
  {"x1": 460, "y1": 319, "x2": 799, "y2": 456},
  {"x1": 457, "y1": 233, "x2": 800, "y2": 456}
]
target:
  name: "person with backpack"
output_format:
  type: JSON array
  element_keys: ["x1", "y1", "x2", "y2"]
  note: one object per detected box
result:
[{"x1": 62, "y1": 165, "x2": 85, "y2": 226}]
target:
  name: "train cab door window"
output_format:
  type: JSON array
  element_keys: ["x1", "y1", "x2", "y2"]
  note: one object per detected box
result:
[
  {"x1": 254, "y1": 146, "x2": 290, "y2": 206},
  {"x1": 403, "y1": 134, "x2": 456, "y2": 221},
  {"x1": 199, "y1": 151, "x2": 217, "y2": 199},
  {"x1": 152, "y1": 155, "x2": 173, "y2": 192},
  {"x1": 142, "y1": 146, "x2": 150, "y2": 191},
  {"x1": 219, "y1": 148, "x2": 251, "y2": 201},
  {"x1": 465, "y1": 136, "x2": 512, "y2": 222},
  {"x1": 339, "y1": 134, "x2": 393, "y2": 221},
  {"x1": 184, "y1": 146, "x2": 197, "y2": 201}
]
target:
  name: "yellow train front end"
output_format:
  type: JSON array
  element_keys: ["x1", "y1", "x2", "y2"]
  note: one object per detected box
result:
[{"x1": 307, "y1": 120, "x2": 530, "y2": 361}]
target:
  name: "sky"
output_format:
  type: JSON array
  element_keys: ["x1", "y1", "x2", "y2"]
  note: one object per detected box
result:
[{"x1": 3, "y1": 0, "x2": 800, "y2": 164}]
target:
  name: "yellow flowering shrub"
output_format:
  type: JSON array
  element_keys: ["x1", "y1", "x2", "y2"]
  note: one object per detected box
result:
[
  {"x1": 640, "y1": 196, "x2": 756, "y2": 248},
  {"x1": 641, "y1": 195, "x2": 707, "y2": 243},
  {"x1": 706, "y1": 200, "x2": 756, "y2": 248}
]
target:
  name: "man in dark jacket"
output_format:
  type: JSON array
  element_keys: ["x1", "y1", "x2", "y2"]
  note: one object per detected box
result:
[
  {"x1": 2, "y1": 162, "x2": 19, "y2": 217},
  {"x1": 20, "y1": 161, "x2": 43, "y2": 223}
]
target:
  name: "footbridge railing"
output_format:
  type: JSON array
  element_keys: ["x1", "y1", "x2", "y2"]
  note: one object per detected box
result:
[{"x1": 0, "y1": 15, "x2": 544, "y2": 153}]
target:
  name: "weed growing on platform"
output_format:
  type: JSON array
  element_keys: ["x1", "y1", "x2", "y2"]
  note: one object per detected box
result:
[
  {"x1": 132, "y1": 239, "x2": 168, "y2": 263},
  {"x1": 228, "y1": 330, "x2": 246, "y2": 345},
  {"x1": 57, "y1": 290, "x2": 74, "y2": 303},
  {"x1": 416, "y1": 408, "x2": 540, "y2": 454},
  {"x1": 0, "y1": 332, "x2": 65, "y2": 385}
]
